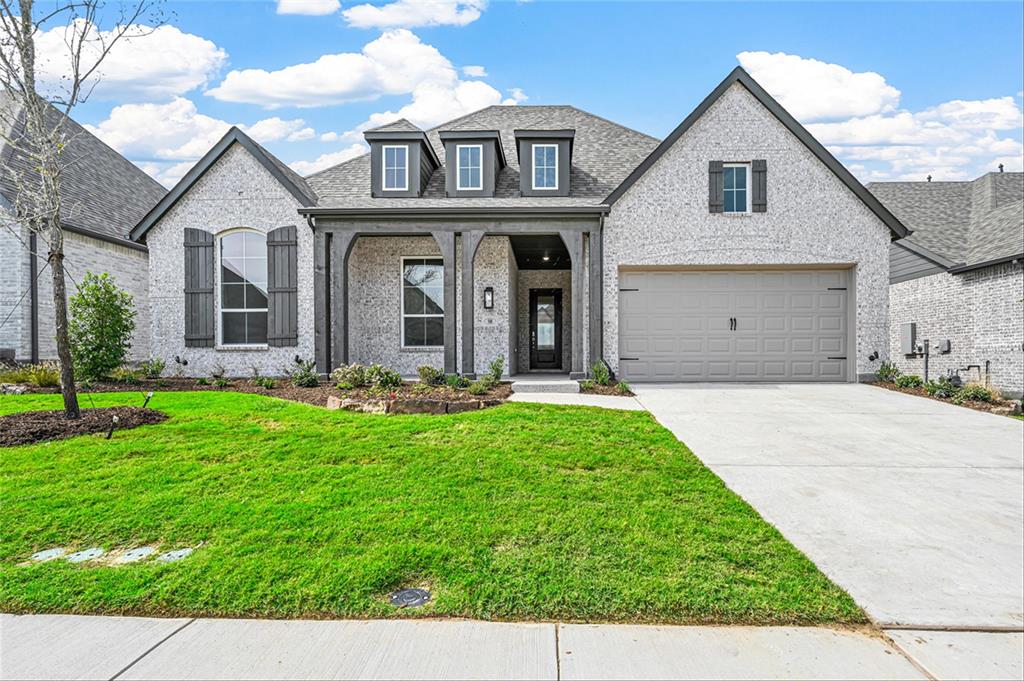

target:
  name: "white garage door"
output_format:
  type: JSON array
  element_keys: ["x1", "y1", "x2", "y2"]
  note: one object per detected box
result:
[{"x1": 618, "y1": 269, "x2": 850, "y2": 382}]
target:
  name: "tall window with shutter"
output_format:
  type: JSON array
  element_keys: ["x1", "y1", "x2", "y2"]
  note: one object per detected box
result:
[
  {"x1": 183, "y1": 228, "x2": 215, "y2": 347},
  {"x1": 219, "y1": 231, "x2": 268, "y2": 345}
]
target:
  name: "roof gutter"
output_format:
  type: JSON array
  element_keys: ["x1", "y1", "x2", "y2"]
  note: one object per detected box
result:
[
  {"x1": 298, "y1": 205, "x2": 610, "y2": 221},
  {"x1": 948, "y1": 253, "x2": 1024, "y2": 274}
]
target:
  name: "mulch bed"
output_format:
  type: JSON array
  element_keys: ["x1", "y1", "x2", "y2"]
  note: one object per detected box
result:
[
  {"x1": 0, "y1": 407, "x2": 167, "y2": 447},
  {"x1": 20, "y1": 377, "x2": 512, "y2": 409},
  {"x1": 580, "y1": 381, "x2": 635, "y2": 397},
  {"x1": 870, "y1": 381, "x2": 1021, "y2": 415}
]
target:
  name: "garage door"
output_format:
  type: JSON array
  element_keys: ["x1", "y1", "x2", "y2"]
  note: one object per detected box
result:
[{"x1": 618, "y1": 269, "x2": 849, "y2": 382}]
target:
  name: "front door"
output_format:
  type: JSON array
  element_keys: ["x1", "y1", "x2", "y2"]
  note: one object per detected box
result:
[{"x1": 529, "y1": 288, "x2": 562, "y2": 370}]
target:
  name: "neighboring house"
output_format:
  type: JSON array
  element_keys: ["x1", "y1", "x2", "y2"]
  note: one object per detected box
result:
[
  {"x1": 870, "y1": 172, "x2": 1024, "y2": 397},
  {"x1": 0, "y1": 94, "x2": 166, "y2": 363},
  {"x1": 130, "y1": 67, "x2": 907, "y2": 382}
]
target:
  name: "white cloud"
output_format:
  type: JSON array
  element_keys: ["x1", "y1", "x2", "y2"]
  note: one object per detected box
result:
[
  {"x1": 207, "y1": 29, "x2": 458, "y2": 109},
  {"x1": 319, "y1": 131, "x2": 342, "y2": 142},
  {"x1": 739, "y1": 52, "x2": 1024, "y2": 181},
  {"x1": 342, "y1": 0, "x2": 486, "y2": 29},
  {"x1": 290, "y1": 144, "x2": 368, "y2": 175},
  {"x1": 34, "y1": 21, "x2": 226, "y2": 101},
  {"x1": 363, "y1": 79, "x2": 509, "y2": 131},
  {"x1": 737, "y1": 51, "x2": 900, "y2": 122},
  {"x1": 276, "y1": 0, "x2": 340, "y2": 15},
  {"x1": 462, "y1": 65, "x2": 488, "y2": 78},
  {"x1": 503, "y1": 87, "x2": 528, "y2": 104}
]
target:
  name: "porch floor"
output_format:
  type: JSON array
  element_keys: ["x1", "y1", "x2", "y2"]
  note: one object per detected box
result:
[{"x1": 511, "y1": 374, "x2": 580, "y2": 394}]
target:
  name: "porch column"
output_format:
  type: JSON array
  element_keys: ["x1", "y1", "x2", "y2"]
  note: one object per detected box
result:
[
  {"x1": 329, "y1": 229, "x2": 358, "y2": 371},
  {"x1": 431, "y1": 230, "x2": 458, "y2": 375},
  {"x1": 587, "y1": 227, "x2": 603, "y2": 375},
  {"x1": 460, "y1": 230, "x2": 485, "y2": 378},
  {"x1": 559, "y1": 229, "x2": 586, "y2": 379},
  {"x1": 313, "y1": 229, "x2": 328, "y2": 373}
]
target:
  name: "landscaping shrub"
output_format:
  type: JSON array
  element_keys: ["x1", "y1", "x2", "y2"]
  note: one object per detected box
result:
[
  {"x1": 924, "y1": 377, "x2": 957, "y2": 399},
  {"x1": 953, "y1": 384, "x2": 995, "y2": 404},
  {"x1": 486, "y1": 355, "x2": 505, "y2": 385},
  {"x1": 592, "y1": 361, "x2": 611, "y2": 386},
  {"x1": 196, "y1": 377, "x2": 210, "y2": 386},
  {"x1": 251, "y1": 376, "x2": 276, "y2": 389},
  {"x1": 417, "y1": 365, "x2": 444, "y2": 386},
  {"x1": 213, "y1": 377, "x2": 231, "y2": 389},
  {"x1": 109, "y1": 366, "x2": 142, "y2": 384},
  {"x1": 876, "y1": 361, "x2": 901, "y2": 383},
  {"x1": 894, "y1": 374, "x2": 923, "y2": 389},
  {"x1": 0, "y1": 363, "x2": 60, "y2": 387},
  {"x1": 366, "y1": 364, "x2": 402, "y2": 389},
  {"x1": 616, "y1": 381, "x2": 632, "y2": 395},
  {"x1": 579, "y1": 379, "x2": 595, "y2": 391},
  {"x1": 139, "y1": 358, "x2": 165, "y2": 379},
  {"x1": 331, "y1": 363, "x2": 368, "y2": 389},
  {"x1": 291, "y1": 359, "x2": 320, "y2": 388},
  {"x1": 467, "y1": 380, "x2": 489, "y2": 395},
  {"x1": 445, "y1": 373, "x2": 470, "y2": 389},
  {"x1": 68, "y1": 271, "x2": 136, "y2": 381}
]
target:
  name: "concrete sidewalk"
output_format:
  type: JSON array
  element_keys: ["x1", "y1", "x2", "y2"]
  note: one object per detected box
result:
[{"x1": 0, "y1": 614, "x2": 939, "y2": 680}]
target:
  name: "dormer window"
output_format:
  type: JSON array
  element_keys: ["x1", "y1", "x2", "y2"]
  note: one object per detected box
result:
[
  {"x1": 382, "y1": 145, "x2": 408, "y2": 191},
  {"x1": 533, "y1": 144, "x2": 558, "y2": 190},
  {"x1": 456, "y1": 144, "x2": 483, "y2": 191}
]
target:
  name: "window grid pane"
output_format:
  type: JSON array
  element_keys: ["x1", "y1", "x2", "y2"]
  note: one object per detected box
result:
[
  {"x1": 220, "y1": 232, "x2": 268, "y2": 345},
  {"x1": 384, "y1": 146, "x2": 407, "y2": 190},
  {"x1": 723, "y1": 165, "x2": 749, "y2": 213},
  {"x1": 402, "y1": 258, "x2": 445, "y2": 347},
  {"x1": 533, "y1": 145, "x2": 557, "y2": 188}
]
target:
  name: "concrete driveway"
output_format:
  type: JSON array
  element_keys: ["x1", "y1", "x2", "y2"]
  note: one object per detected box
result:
[{"x1": 633, "y1": 383, "x2": 1024, "y2": 630}]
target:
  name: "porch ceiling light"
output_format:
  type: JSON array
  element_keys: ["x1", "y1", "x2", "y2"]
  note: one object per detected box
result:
[
  {"x1": 483, "y1": 286, "x2": 494, "y2": 309},
  {"x1": 542, "y1": 255, "x2": 550, "y2": 261}
]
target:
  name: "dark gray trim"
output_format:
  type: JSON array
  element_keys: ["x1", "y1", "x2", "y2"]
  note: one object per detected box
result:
[
  {"x1": 460, "y1": 230, "x2": 485, "y2": 376},
  {"x1": 895, "y1": 238, "x2": 960, "y2": 270},
  {"x1": 517, "y1": 137, "x2": 572, "y2": 197},
  {"x1": 183, "y1": 228, "x2": 215, "y2": 348},
  {"x1": 587, "y1": 224, "x2": 603, "y2": 373},
  {"x1": 131, "y1": 127, "x2": 317, "y2": 242},
  {"x1": 266, "y1": 225, "x2": 299, "y2": 347},
  {"x1": 438, "y1": 130, "x2": 507, "y2": 167},
  {"x1": 299, "y1": 206, "x2": 609, "y2": 219},
  {"x1": 604, "y1": 66, "x2": 910, "y2": 239},
  {"x1": 708, "y1": 161, "x2": 723, "y2": 213},
  {"x1": 363, "y1": 129, "x2": 441, "y2": 168},
  {"x1": 559, "y1": 229, "x2": 585, "y2": 378},
  {"x1": 443, "y1": 138, "x2": 502, "y2": 198},
  {"x1": 949, "y1": 253, "x2": 1023, "y2": 274},
  {"x1": 431, "y1": 230, "x2": 458, "y2": 374},
  {"x1": 329, "y1": 230, "x2": 358, "y2": 368},
  {"x1": 751, "y1": 159, "x2": 767, "y2": 213},
  {"x1": 314, "y1": 230, "x2": 329, "y2": 373},
  {"x1": 29, "y1": 231, "x2": 38, "y2": 364}
]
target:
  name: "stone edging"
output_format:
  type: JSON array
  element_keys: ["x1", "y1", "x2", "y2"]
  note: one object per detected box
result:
[{"x1": 326, "y1": 395, "x2": 504, "y2": 415}]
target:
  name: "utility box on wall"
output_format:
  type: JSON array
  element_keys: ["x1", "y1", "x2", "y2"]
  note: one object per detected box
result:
[{"x1": 901, "y1": 322, "x2": 917, "y2": 356}]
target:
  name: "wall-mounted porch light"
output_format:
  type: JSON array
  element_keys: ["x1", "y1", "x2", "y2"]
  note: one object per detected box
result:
[{"x1": 483, "y1": 286, "x2": 494, "y2": 309}]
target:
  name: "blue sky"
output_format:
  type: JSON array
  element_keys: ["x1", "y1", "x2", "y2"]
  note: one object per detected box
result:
[{"x1": 49, "y1": 1, "x2": 1024, "y2": 186}]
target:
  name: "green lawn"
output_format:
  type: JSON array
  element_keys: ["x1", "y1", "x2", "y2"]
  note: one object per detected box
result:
[{"x1": 0, "y1": 392, "x2": 862, "y2": 624}]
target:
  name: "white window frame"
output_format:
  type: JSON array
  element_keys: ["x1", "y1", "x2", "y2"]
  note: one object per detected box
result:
[
  {"x1": 400, "y1": 256, "x2": 445, "y2": 350},
  {"x1": 217, "y1": 228, "x2": 268, "y2": 348},
  {"x1": 723, "y1": 162, "x2": 751, "y2": 214},
  {"x1": 532, "y1": 143, "x2": 559, "y2": 191},
  {"x1": 455, "y1": 143, "x2": 484, "y2": 191},
  {"x1": 382, "y1": 144, "x2": 409, "y2": 192}
]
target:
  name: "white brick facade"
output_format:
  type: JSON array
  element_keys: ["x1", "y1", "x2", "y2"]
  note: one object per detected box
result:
[
  {"x1": 603, "y1": 83, "x2": 892, "y2": 380},
  {"x1": 889, "y1": 263, "x2": 1024, "y2": 397}
]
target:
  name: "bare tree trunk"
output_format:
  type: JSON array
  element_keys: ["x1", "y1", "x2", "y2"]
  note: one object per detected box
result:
[{"x1": 48, "y1": 224, "x2": 79, "y2": 417}]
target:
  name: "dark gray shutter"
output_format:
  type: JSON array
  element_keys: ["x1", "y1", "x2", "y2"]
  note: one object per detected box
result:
[
  {"x1": 267, "y1": 225, "x2": 299, "y2": 347},
  {"x1": 752, "y1": 159, "x2": 767, "y2": 213},
  {"x1": 183, "y1": 228, "x2": 215, "y2": 347},
  {"x1": 708, "y1": 160, "x2": 724, "y2": 213}
]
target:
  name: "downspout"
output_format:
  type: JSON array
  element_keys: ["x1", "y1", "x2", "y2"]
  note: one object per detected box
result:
[{"x1": 29, "y1": 231, "x2": 39, "y2": 363}]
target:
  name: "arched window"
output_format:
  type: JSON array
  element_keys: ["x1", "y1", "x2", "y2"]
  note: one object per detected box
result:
[{"x1": 219, "y1": 230, "x2": 267, "y2": 345}]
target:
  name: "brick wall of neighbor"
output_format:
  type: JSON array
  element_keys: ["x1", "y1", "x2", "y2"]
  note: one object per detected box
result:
[
  {"x1": 889, "y1": 263, "x2": 1024, "y2": 397},
  {"x1": 516, "y1": 269, "x2": 572, "y2": 373},
  {"x1": 146, "y1": 143, "x2": 315, "y2": 378},
  {"x1": 602, "y1": 82, "x2": 892, "y2": 380},
  {"x1": 0, "y1": 213, "x2": 27, "y2": 355},
  {"x1": 349, "y1": 234, "x2": 512, "y2": 377}
]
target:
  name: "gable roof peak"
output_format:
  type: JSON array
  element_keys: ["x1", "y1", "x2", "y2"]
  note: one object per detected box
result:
[{"x1": 365, "y1": 118, "x2": 422, "y2": 133}]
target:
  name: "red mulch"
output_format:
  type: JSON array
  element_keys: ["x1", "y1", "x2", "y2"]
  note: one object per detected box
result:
[
  {"x1": 0, "y1": 407, "x2": 167, "y2": 447},
  {"x1": 22, "y1": 377, "x2": 512, "y2": 408}
]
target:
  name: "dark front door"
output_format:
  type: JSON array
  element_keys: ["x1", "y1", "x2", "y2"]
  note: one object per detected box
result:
[{"x1": 529, "y1": 288, "x2": 562, "y2": 370}]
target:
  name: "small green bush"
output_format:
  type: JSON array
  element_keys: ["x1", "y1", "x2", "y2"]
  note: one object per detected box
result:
[
  {"x1": 876, "y1": 361, "x2": 901, "y2": 383},
  {"x1": 616, "y1": 381, "x2": 632, "y2": 395},
  {"x1": 196, "y1": 377, "x2": 210, "y2": 386},
  {"x1": 579, "y1": 379, "x2": 595, "y2": 391},
  {"x1": 0, "y1": 363, "x2": 60, "y2": 387},
  {"x1": 445, "y1": 373, "x2": 470, "y2": 389},
  {"x1": 592, "y1": 361, "x2": 611, "y2": 386},
  {"x1": 467, "y1": 380, "x2": 489, "y2": 395},
  {"x1": 213, "y1": 378, "x2": 231, "y2": 389},
  {"x1": 110, "y1": 366, "x2": 142, "y2": 384},
  {"x1": 290, "y1": 360, "x2": 320, "y2": 388},
  {"x1": 366, "y1": 364, "x2": 402, "y2": 389},
  {"x1": 486, "y1": 355, "x2": 505, "y2": 385},
  {"x1": 417, "y1": 365, "x2": 444, "y2": 386},
  {"x1": 894, "y1": 374, "x2": 923, "y2": 389},
  {"x1": 251, "y1": 376, "x2": 276, "y2": 389},
  {"x1": 331, "y1": 363, "x2": 368, "y2": 389},
  {"x1": 140, "y1": 358, "x2": 165, "y2": 379},
  {"x1": 924, "y1": 377, "x2": 957, "y2": 398},
  {"x1": 69, "y1": 271, "x2": 136, "y2": 381},
  {"x1": 953, "y1": 384, "x2": 995, "y2": 404}
]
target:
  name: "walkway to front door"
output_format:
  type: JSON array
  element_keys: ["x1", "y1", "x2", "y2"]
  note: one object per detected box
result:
[{"x1": 529, "y1": 288, "x2": 562, "y2": 370}]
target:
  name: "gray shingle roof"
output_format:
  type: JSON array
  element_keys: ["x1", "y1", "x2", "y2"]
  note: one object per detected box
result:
[
  {"x1": 869, "y1": 172, "x2": 1024, "y2": 268},
  {"x1": 306, "y1": 105, "x2": 659, "y2": 208},
  {"x1": 0, "y1": 93, "x2": 166, "y2": 246},
  {"x1": 366, "y1": 118, "x2": 422, "y2": 133}
]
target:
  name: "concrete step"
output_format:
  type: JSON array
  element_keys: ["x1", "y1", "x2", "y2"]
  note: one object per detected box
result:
[{"x1": 511, "y1": 378, "x2": 580, "y2": 394}]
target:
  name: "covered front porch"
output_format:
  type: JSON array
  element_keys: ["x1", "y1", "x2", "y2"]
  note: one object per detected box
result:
[{"x1": 304, "y1": 208, "x2": 605, "y2": 380}]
